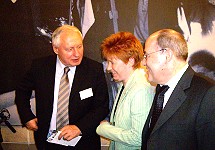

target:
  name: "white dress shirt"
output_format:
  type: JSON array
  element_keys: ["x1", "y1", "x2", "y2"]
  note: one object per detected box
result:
[
  {"x1": 48, "y1": 56, "x2": 76, "y2": 135},
  {"x1": 163, "y1": 64, "x2": 189, "y2": 108}
]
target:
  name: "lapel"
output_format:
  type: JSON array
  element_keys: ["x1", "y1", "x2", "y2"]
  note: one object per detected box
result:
[
  {"x1": 117, "y1": 84, "x2": 129, "y2": 106},
  {"x1": 69, "y1": 57, "x2": 89, "y2": 99},
  {"x1": 151, "y1": 66, "x2": 195, "y2": 134},
  {"x1": 110, "y1": 83, "x2": 123, "y2": 123},
  {"x1": 45, "y1": 55, "x2": 57, "y2": 105},
  {"x1": 110, "y1": 69, "x2": 140, "y2": 123},
  {"x1": 118, "y1": 69, "x2": 141, "y2": 104}
]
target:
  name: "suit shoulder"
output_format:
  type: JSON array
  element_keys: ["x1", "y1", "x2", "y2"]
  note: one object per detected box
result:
[
  {"x1": 188, "y1": 73, "x2": 215, "y2": 98},
  {"x1": 81, "y1": 57, "x2": 103, "y2": 69},
  {"x1": 32, "y1": 55, "x2": 55, "y2": 63},
  {"x1": 82, "y1": 57, "x2": 102, "y2": 65},
  {"x1": 31, "y1": 55, "x2": 56, "y2": 66},
  {"x1": 192, "y1": 73, "x2": 215, "y2": 88}
]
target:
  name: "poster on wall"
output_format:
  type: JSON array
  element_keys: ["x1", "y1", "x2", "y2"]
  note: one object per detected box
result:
[
  {"x1": 148, "y1": 0, "x2": 215, "y2": 81},
  {"x1": 0, "y1": 0, "x2": 214, "y2": 127}
]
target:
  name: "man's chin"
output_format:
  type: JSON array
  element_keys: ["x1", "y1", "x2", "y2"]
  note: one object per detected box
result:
[{"x1": 70, "y1": 61, "x2": 81, "y2": 66}]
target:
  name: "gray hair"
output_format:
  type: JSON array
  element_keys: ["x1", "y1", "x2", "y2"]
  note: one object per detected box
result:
[
  {"x1": 52, "y1": 25, "x2": 82, "y2": 47},
  {"x1": 155, "y1": 29, "x2": 188, "y2": 61}
]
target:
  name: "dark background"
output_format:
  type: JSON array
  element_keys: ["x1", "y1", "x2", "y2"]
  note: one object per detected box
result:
[{"x1": 0, "y1": 0, "x2": 214, "y2": 94}]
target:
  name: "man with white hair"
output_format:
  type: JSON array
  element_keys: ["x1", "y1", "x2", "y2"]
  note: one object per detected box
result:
[{"x1": 15, "y1": 25, "x2": 109, "y2": 150}]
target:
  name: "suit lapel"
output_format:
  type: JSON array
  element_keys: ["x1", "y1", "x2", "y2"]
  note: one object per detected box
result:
[
  {"x1": 151, "y1": 66, "x2": 195, "y2": 134},
  {"x1": 109, "y1": 76, "x2": 133, "y2": 123},
  {"x1": 110, "y1": 69, "x2": 139, "y2": 123},
  {"x1": 110, "y1": 83, "x2": 124, "y2": 123},
  {"x1": 113, "y1": 69, "x2": 138, "y2": 109},
  {"x1": 118, "y1": 69, "x2": 139, "y2": 104},
  {"x1": 117, "y1": 85, "x2": 129, "y2": 104},
  {"x1": 45, "y1": 56, "x2": 57, "y2": 105},
  {"x1": 70, "y1": 57, "x2": 88, "y2": 99}
]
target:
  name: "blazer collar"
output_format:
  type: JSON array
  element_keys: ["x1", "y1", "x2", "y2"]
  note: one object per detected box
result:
[
  {"x1": 113, "y1": 69, "x2": 142, "y2": 106},
  {"x1": 110, "y1": 69, "x2": 144, "y2": 122}
]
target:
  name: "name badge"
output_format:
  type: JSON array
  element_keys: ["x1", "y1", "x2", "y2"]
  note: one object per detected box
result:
[{"x1": 79, "y1": 88, "x2": 93, "y2": 100}]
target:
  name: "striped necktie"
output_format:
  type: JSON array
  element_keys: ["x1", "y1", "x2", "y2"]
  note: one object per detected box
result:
[{"x1": 56, "y1": 67, "x2": 70, "y2": 130}]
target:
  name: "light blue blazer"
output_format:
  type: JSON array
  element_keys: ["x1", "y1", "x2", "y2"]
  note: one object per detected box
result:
[{"x1": 97, "y1": 69, "x2": 154, "y2": 150}]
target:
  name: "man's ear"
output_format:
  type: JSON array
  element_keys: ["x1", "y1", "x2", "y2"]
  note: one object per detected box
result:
[
  {"x1": 53, "y1": 46, "x2": 58, "y2": 54},
  {"x1": 165, "y1": 48, "x2": 173, "y2": 62}
]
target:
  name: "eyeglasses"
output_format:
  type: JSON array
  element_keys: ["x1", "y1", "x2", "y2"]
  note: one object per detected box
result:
[{"x1": 143, "y1": 48, "x2": 166, "y2": 59}]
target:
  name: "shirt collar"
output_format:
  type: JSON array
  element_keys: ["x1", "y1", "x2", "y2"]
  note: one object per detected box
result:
[{"x1": 165, "y1": 63, "x2": 189, "y2": 88}]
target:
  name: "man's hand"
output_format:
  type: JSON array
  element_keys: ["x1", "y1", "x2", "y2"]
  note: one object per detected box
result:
[
  {"x1": 58, "y1": 125, "x2": 81, "y2": 141},
  {"x1": 25, "y1": 118, "x2": 38, "y2": 131}
]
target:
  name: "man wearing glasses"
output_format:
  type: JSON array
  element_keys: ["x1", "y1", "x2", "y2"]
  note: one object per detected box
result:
[{"x1": 141, "y1": 29, "x2": 215, "y2": 150}]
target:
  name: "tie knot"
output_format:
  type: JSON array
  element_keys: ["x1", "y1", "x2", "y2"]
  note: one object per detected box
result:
[
  {"x1": 64, "y1": 67, "x2": 70, "y2": 74},
  {"x1": 156, "y1": 85, "x2": 169, "y2": 95}
]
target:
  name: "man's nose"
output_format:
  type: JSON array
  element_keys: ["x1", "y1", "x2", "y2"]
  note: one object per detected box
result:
[{"x1": 73, "y1": 48, "x2": 79, "y2": 56}]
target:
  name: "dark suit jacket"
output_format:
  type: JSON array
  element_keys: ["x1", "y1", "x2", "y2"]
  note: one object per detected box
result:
[
  {"x1": 15, "y1": 55, "x2": 109, "y2": 150},
  {"x1": 142, "y1": 66, "x2": 215, "y2": 150}
]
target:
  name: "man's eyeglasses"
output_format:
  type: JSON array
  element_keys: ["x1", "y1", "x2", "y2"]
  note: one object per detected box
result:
[{"x1": 143, "y1": 48, "x2": 166, "y2": 59}]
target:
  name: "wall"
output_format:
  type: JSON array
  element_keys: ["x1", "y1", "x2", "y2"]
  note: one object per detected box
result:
[{"x1": 0, "y1": 0, "x2": 214, "y2": 149}]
